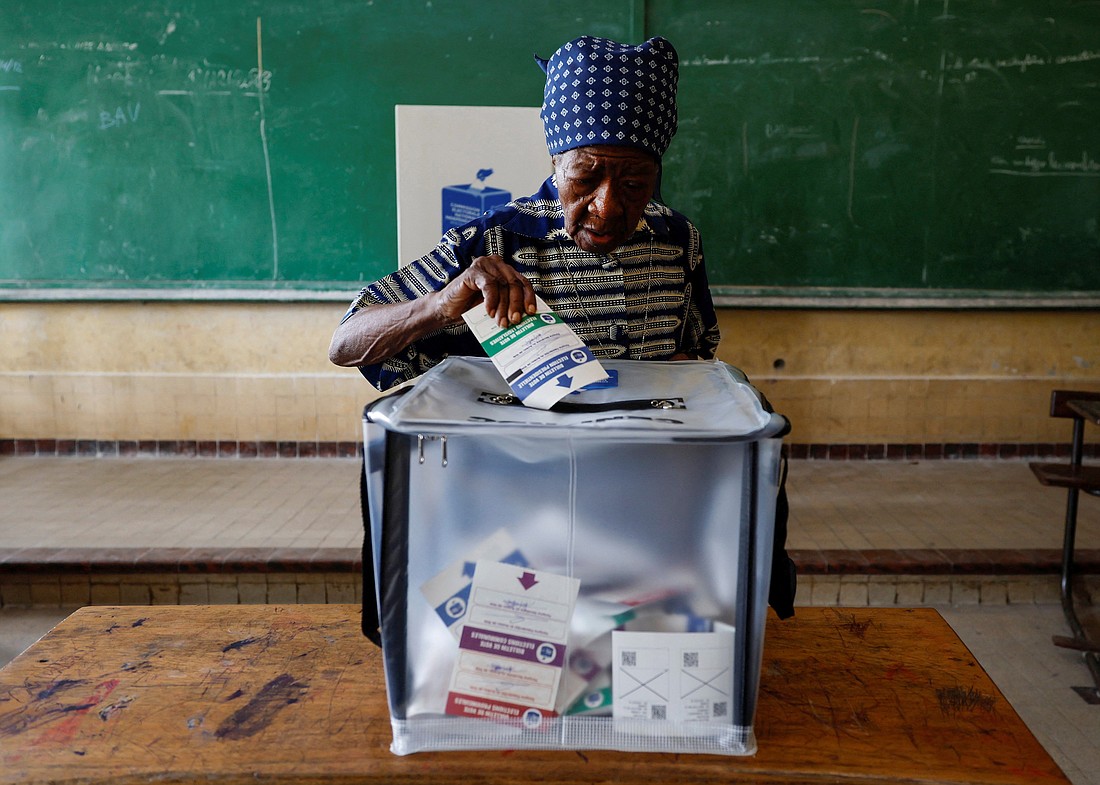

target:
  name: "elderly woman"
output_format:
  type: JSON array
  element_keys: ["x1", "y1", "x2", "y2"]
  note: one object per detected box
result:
[
  {"x1": 331, "y1": 36, "x2": 795, "y2": 621},
  {"x1": 329, "y1": 36, "x2": 720, "y2": 390}
]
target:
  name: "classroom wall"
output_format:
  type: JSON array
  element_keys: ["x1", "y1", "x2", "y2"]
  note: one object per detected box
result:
[
  {"x1": 3, "y1": 302, "x2": 1098, "y2": 450},
  {"x1": 719, "y1": 308, "x2": 1100, "y2": 447}
]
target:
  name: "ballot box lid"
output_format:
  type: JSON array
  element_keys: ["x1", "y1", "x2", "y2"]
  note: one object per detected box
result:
[{"x1": 365, "y1": 357, "x2": 786, "y2": 440}]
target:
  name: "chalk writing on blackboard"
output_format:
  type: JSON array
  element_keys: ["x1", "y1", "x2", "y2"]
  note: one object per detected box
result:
[
  {"x1": 73, "y1": 40, "x2": 138, "y2": 52},
  {"x1": 84, "y1": 54, "x2": 272, "y2": 97},
  {"x1": 764, "y1": 124, "x2": 816, "y2": 140},
  {"x1": 683, "y1": 51, "x2": 892, "y2": 69},
  {"x1": 1, "y1": 58, "x2": 23, "y2": 92},
  {"x1": 944, "y1": 48, "x2": 1100, "y2": 75},
  {"x1": 99, "y1": 102, "x2": 140, "y2": 130},
  {"x1": 988, "y1": 134, "x2": 1100, "y2": 178},
  {"x1": 685, "y1": 46, "x2": 1100, "y2": 85},
  {"x1": 19, "y1": 40, "x2": 139, "y2": 53},
  {"x1": 186, "y1": 65, "x2": 271, "y2": 95},
  {"x1": 86, "y1": 61, "x2": 142, "y2": 87},
  {"x1": 990, "y1": 151, "x2": 1100, "y2": 178}
]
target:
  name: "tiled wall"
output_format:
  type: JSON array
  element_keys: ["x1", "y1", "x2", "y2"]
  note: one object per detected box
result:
[
  {"x1": 715, "y1": 308, "x2": 1100, "y2": 444},
  {"x1": 3, "y1": 302, "x2": 1099, "y2": 445},
  {"x1": 2, "y1": 302, "x2": 373, "y2": 444},
  {"x1": 0, "y1": 572, "x2": 363, "y2": 607}
]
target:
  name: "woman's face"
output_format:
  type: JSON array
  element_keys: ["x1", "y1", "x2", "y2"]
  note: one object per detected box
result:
[{"x1": 554, "y1": 145, "x2": 659, "y2": 256}]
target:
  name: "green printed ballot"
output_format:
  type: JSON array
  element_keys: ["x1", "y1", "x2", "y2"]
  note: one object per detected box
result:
[{"x1": 462, "y1": 296, "x2": 609, "y2": 410}]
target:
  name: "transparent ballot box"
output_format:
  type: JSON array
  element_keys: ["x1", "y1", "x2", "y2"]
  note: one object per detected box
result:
[{"x1": 362, "y1": 357, "x2": 787, "y2": 755}]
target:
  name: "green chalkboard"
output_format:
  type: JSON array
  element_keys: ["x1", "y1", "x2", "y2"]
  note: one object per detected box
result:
[
  {"x1": 0, "y1": 1, "x2": 636, "y2": 296},
  {"x1": 652, "y1": 0, "x2": 1100, "y2": 301},
  {"x1": 2, "y1": 1, "x2": 1098, "y2": 303}
]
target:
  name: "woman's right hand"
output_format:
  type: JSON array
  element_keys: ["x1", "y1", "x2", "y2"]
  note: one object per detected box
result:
[{"x1": 437, "y1": 254, "x2": 538, "y2": 328}]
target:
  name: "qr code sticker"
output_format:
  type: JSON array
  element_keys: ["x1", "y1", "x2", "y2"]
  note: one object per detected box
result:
[
  {"x1": 621, "y1": 650, "x2": 636, "y2": 667},
  {"x1": 651, "y1": 704, "x2": 667, "y2": 720},
  {"x1": 713, "y1": 701, "x2": 728, "y2": 718},
  {"x1": 683, "y1": 651, "x2": 699, "y2": 668}
]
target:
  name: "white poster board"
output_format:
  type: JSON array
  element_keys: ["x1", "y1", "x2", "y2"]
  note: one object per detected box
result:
[{"x1": 395, "y1": 105, "x2": 551, "y2": 266}]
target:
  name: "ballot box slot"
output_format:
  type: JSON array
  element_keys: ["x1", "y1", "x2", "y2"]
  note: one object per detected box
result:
[{"x1": 476, "y1": 391, "x2": 686, "y2": 414}]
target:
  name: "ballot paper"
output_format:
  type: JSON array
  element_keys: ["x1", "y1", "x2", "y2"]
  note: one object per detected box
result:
[
  {"x1": 612, "y1": 628, "x2": 735, "y2": 730},
  {"x1": 556, "y1": 588, "x2": 705, "y2": 714},
  {"x1": 565, "y1": 671, "x2": 613, "y2": 716},
  {"x1": 419, "y1": 529, "x2": 529, "y2": 638},
  {"x1": 462, "y1": 296, "x2": 608, "y2": 410},
  {"x1": 445, "y1": 560, "x2": 580, "y2": 727}
]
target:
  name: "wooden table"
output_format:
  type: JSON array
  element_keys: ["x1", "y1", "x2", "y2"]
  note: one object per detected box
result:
[{"x1": 0, "y1": 605, "x2": 1068, "y2": 785}]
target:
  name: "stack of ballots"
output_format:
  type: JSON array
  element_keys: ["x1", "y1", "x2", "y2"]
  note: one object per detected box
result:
[{"x1": 361, "y1": 356, "x2": 788, "y2": 755}]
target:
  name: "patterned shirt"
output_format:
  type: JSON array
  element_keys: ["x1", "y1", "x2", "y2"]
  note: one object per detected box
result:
[{"x1": 342, "y1": 175, "x2": 720, "y2": 391}]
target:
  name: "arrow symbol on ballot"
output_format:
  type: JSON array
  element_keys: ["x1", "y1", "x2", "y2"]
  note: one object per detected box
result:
[
  {"x1": 556, "y1": 374, "x2": 574, "y2": 388},
  {"x1": 517, "y1": 571, "x2": 539, "y2": 590}
]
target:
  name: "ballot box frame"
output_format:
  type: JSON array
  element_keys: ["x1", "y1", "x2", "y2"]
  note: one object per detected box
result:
[{"x1": 361, "y1": 357, "x2": 788, "y2": 756}]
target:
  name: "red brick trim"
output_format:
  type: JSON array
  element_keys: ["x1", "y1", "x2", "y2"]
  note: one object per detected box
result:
[
  {"x1": 0, "y1": 439, "x2": 362, "y2": 458},
  {"x1": 4, "y1": 439, "x2": 1097, "y2": 460}
]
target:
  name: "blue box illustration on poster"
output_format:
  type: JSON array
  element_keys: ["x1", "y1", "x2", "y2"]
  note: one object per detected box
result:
[{"x1": 442, "y1": 169, "x2": 511, "y2": 233}]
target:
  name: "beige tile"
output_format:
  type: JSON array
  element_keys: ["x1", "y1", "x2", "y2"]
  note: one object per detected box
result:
[
  {"x1": 90, "y1": 582, "x2": 121, "y2": 605},
  {"x1": 179, "y1": 581, "x2": 210, "y2": 605},
  {"x1": 1004, "y1": 577, "x2": 1037, "y2": 605},
  {"x1": 150, "y1": 580, "x2": 181, "y2": 606},
  {"x1": 807, "y1": 577, "x2": 840, "y2": 607},
  {"x1": 326, "y1": 579, "x2": 358, "y2": 604},
  {"x1": 119, "y1": 580, "x2": 152, "y2": 606},
  {"x1": 1, "y1": 581, "x2": 33, "y2": 608},
  {"x1": 894, "y1": 580, "x2": 925, "y2": 607},
  {"x1": 266, "y1": 577, "x2": 298, "y2": 605},
  {"x1": 205, "y1": 576, "x2": 241, "y2": 605},
  {"x1": 296, "y1": 580, "x2": 327, "y2": 604},
  {"x1": 866, "y1": 577, "x2": 898, "y2": 607},
  {"x1": 29, "y1": 579, "x2": 62, "y2": 607},
  {"x1": 952, "y1": 580, "x2": 982, "y2": 606},
  {"x1": 978, "y1": 580, "x2": 1009, "y2": 605},
  {"x1": 921, "y1": 578, "x2": 953, "y2": 606},
  {"x1": 838, "y1": 577, "x2": 870, "y2": 607},
  {"x1": 237, "y1": 578, "x2": 268, "y2": 605},
  {"x1": 59, "y1": 577, "x2": 91, "y2": 607}
]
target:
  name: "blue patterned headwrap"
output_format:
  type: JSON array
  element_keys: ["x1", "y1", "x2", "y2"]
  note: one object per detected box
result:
[{"x1": 535, "y1": 36, "x2": 678, "y2": 160}]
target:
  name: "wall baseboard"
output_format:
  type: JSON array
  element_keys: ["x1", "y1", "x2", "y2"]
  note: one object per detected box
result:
[
  {"x1": 2, "y1": 438, "x2": 1097, "y2": 460},
  {"x1": 785, "y1": 442, "x2": 1098, "y2": 460},
  {"x1": 0, "y1": 439, "x2": 362, "y2": 459}
]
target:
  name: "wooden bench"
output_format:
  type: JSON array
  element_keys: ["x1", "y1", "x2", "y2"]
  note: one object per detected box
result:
[
  {"x1": 1029, "y1": 390, "x2": 1100, "y2": 700},
  {"x1": 0, "y1": 604, "x2": 1069, "y2": 785}
]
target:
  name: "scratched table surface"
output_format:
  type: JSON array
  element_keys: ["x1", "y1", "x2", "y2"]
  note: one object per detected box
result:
[{"x1": 0, "y1": 605, "x2": 1068, "y2": 785}]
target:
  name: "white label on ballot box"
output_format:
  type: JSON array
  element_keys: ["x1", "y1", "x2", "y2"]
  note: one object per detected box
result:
[
  {"x1": 612, "y1": 627, "x2": 735, "y2": 730},
  {"x1": 462, "y1": 296, "x2": 608, "y2": 410},
  {"x1": 445, "y1": 560, "x2": 580, "y2": 725}
]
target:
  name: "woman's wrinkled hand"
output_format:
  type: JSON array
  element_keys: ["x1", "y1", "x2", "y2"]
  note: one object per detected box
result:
[{"x1": 437, "y1": 255, "x2": 538, "y2": 328}]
